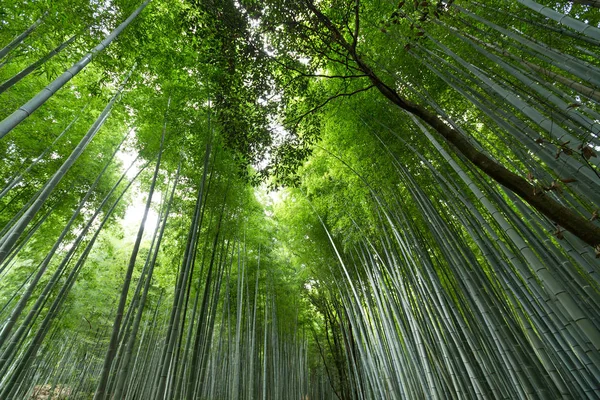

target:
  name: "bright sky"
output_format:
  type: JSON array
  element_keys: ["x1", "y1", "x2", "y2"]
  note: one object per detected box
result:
[
  {"x1": 122, "y1": 193, "x2": 160, "y2": 235},
  {"x1": 116, "y1": 138, "x2": 160, "y2": 236}
]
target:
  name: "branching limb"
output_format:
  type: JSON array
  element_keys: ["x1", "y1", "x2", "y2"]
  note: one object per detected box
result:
[
  {"x1": 266, "y1": 51, "x2": 367, "y2": 80},
  {"x1": 288, "y1": 84, "x2": 375, "y2": 129},
  {"x1": 302, "y1": 0, "x2": 600, "y2": 247}
]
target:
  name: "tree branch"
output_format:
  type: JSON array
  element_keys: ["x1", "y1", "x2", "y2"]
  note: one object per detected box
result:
[
  {"x1": 265, "y1": 50, "x2": 366, "y2": 80},
  {"x1": 303, "y1": 0, "x2": 600, "y2": 247},
  {"x1": 288, "y1": 84, "x2": 375, "y2": 129}
]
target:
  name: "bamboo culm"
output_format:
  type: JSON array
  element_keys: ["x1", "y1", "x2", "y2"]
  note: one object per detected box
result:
[
  {"x1": 0, "y1": 1, "x2": 150, "y2": 139},
  {"x1": 0, "y1": 66, "x2": 134, "y2": 266},
  {"x1": 0, "y1": 34, "x2": 78, "y2": 94},
  {"x1": 94, "y1": 98, "x2": 167, "y2": 400},
  {"x1": 0, "y1": 11, "x2": 48, "y2": 61}
]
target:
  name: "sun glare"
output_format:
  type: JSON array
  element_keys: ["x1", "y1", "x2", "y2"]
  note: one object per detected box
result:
[{"x1": 122, "y1": 193, "x2": 160, "y2": 235}]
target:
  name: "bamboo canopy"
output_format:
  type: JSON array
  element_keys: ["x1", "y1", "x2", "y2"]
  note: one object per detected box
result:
[{"x1": 0, "y1": 1, "x2": 599, "y2": 399}]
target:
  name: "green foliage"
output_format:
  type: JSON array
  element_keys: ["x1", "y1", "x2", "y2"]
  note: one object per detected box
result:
[{"x1": 1, "y1": 1, "x2": 599, "y2": 398}]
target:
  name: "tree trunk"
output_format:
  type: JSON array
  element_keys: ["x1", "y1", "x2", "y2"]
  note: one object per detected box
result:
[
  {"x1": 521, "y1": 59, "x2": 600, "y2": 103},
  {"x1": 0, "y1": 102, "x2": 89, "y2": 200}
]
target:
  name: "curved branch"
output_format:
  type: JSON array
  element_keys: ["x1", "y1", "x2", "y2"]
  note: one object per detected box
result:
[
  {"x1": 304, "y1": 0, "x2": 600, "y2": 247},
  {"x1": 288, "y1": 84, "x2": 375, "y2": 128}
]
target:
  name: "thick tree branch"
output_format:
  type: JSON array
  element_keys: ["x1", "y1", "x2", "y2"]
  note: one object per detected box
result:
[{"x1": 304, "y1": 0, "x2": 600, "y2": 247}]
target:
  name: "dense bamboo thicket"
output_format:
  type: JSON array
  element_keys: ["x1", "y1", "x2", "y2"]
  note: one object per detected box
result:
[{"x1": 0, "y1": 0, "x2": 599, "y2": 399}]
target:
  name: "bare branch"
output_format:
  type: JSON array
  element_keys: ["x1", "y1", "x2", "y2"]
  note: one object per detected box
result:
[
  {"x1": 268, "y1": 56, "x2": 367, "y2": 80},
  {"x1": 288, "y1": 84, "x2": 375, "y2": 128},
  {"x1": 311, "y1": 73, "x2": 368, "y2": 79}
]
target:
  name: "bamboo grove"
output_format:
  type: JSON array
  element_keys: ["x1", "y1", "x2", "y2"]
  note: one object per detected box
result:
[{"x1": 0, "y1": 0, "x2": 599, "y2": 399}]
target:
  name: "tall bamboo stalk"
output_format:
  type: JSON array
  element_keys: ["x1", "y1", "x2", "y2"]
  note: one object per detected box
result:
[{"x1": 0, "y1": 1, "x2": 149, "y2": 139}]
